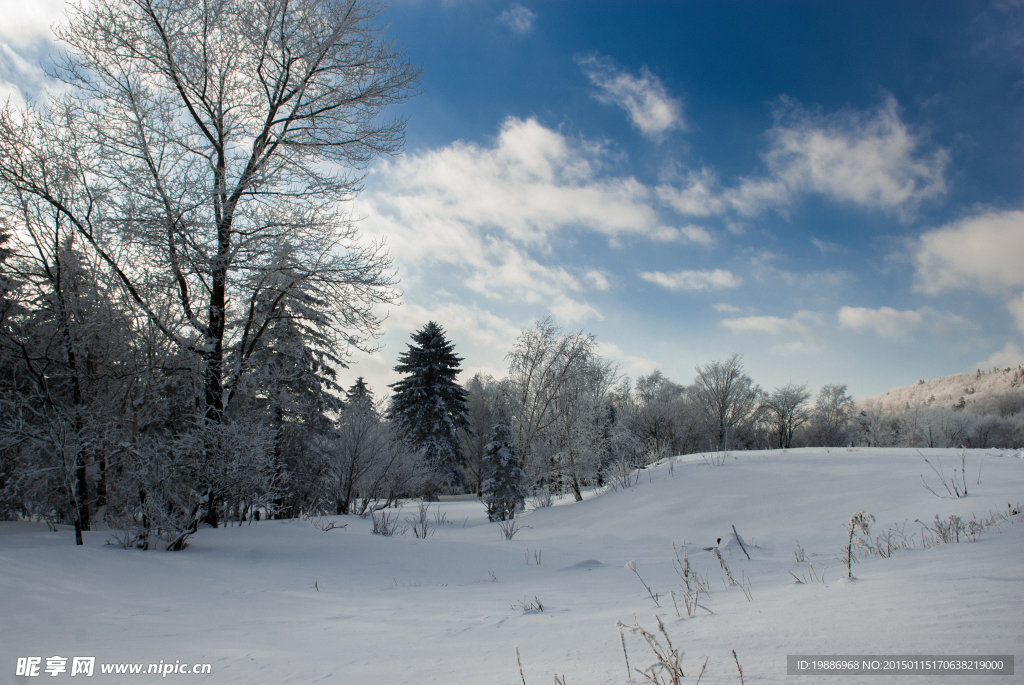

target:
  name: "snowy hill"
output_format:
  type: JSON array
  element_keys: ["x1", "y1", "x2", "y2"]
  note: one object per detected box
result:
[
  {"x1": 859, "y1": 366, "x2": 1024, "y2": 413},
  {"x1": 1, "y1": 447, "x2": 1022, "y2": 684}
]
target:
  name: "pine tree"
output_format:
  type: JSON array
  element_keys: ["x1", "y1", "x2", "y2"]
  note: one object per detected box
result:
[
  {"x1": 481, "y1": 421, "x2": 525, "y2": 522},
  {"x1": 346, "y1": 377, "x2": 373, "y2": 406},
  {"x1": 388, "y1": 322, "x2": 470, "y2": 495}
]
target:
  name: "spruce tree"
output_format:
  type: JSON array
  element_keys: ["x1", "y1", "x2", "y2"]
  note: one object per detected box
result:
[
  {"x1": 346, "y1": 377, "x2": 374, "y2": 406},
  {"x1": 388, "y1": 322, "x2": 470, "y2": 494},
  {"x1": 481, "y1": 421, "x2": 525, "y2": 521}
]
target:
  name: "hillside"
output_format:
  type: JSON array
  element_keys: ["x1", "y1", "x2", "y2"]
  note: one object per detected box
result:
[
  {"x1": 1, "y1": 447, "x2": 1022, "y2": 684},
  {"x1": 859, "y1": 366, "x2": 1024, "y2": 414}
]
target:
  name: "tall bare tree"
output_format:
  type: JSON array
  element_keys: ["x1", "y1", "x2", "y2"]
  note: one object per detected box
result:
[
  {"x1": 691, "y1": 354, "x2": 762, "y2": 450},
  {"x1": 762, "y1": 383, "x2": 810, "y2": 449},
  {"x1": 506, "y1": 318, "x2": 595, "y2": 460}
]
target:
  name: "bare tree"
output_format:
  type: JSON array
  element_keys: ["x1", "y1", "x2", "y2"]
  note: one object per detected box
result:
[
  {"x1": 690, "y1": 354, "x2": 762, "y2": 450},
  {"x1": 810, "y1": 384, "x2": 854, "y2": 446},
  {"x1": 762, "y1": 383, "x2": 810, "y2": 449},
  {"x1": 330, "y1": 392, "x2": 393, "y2": 515},
  {"x1": 504, "y1": 318, "x2": 622, "y2": 499},
  {"x1": 547, "y1": 355, "x2": 618, "y2": 500},
  {"x1": 505, "y1": 318, "x2": 596, "y2": 459}
]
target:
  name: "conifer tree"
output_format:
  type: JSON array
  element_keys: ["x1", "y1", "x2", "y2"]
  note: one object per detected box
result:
[
  {"x1": 346, "y1": 377, "x2": 373, "y2": 406},
  {"x1": 388, "y1": 322, "x2": 470, "y2": 495},
  {"x1": 481, "y1": 420, "x2": 525, "y2": 522}
]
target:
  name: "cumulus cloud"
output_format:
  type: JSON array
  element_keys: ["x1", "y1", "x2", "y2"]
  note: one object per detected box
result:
[
  {"x1": 914, "y1": 209, "x2": 1024, "y2": 334},
  {"x1": 975, "y1": 342, "x2": 1024, "y2": 370},
  {"x1": 914, "y1": 209, "x2": 1024, "y2": 295},
  {"x1": 720, "y1": 310, "x2": 824, "y2": 354},
  {"x1": 759, "y1": 95, "x2": 948, "y2": 217},
  {"x1": 837, "y1": 305, "x2": 974, "y2": 338},
  {"x1": 594, "y1": 341, "x2": 662, "y2": 379},
  {"x1": 577, "y1": 54, "x2": 684, "y2": 140},
  {"x1": 1008, "y1": 293, "x2": 1024, "y2": 335},
  {"x1": 0, "y1": 0, "x2": 64, "y2": 50},
  {"x1": 640, "y1": 269, "x2": 742, "y2": 292},
  {"x1": 357, "y1": 117, "x2": 707, "y2": 323},
  {"x1": 496, "y1": 3, "x2": 536, "y2": 36},
  {"x1": 656, "y1": 96, "x2": 948, "y2": 219}
]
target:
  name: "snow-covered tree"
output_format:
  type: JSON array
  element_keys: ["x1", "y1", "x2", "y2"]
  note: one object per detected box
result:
[
  {"x1": 622, "y1": 370, "x2": 704, "y2": 461},
  {"x1": 458, "y1": 373, "x2": 502, "y2": 495},
  {"x1": 762, "y1": 383, "x2": 811, "y2": 449},
  {"x1": 481, "y1": 419, "x2": 525, "y2": 522},
  {"x1": 388, "y1": 322, "x2": 470, "y2": 497},
  {"x1": 505, "y1": 318, "x2": 595, "y2": 459},
  {"x1": 331, "y1": 382, "x2": 389, "y2": 514},
  {"x1": 691, "y1": 354, "x2": 763, "y2": 450},
  {"x1": 809, "y1": 384, "x2": 854, "y2": 446},
  {"x1": 504, "y1": 319, "x2": 621, "y2": 500}
]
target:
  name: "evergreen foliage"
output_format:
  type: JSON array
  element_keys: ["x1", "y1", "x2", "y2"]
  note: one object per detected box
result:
[
  {"x1": 388, "y1": 322, "x2": 471, "y2": 491},
  {"x1": 346, "y1": 377, "x2": 373, "y2": 405},
  {"x1": 481, "y1": 421, "x2": 525, "y2": 522}
]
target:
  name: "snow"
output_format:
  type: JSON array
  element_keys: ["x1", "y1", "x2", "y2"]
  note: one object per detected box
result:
[{"x1": 2, "y1": 447, "x2": 1022, "y2": 684}]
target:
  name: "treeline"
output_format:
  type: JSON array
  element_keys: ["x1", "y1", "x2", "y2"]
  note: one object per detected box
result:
[
  {"x1": 382, "y1": 319, "x2": 1024, "y2": 521},
  {"x1": 854, "y1": 398, "x2": 1024, "y2": 449}
]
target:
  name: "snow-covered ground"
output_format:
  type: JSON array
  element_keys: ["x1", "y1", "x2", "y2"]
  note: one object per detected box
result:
[{"x1": 2, "y1": 447, "x2": 1022, "y2": 684}]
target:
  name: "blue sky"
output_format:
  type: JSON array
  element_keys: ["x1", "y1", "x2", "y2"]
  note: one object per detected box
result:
[{"x1": 2, "y1": 0, "x2": 1023, "y2": 401}]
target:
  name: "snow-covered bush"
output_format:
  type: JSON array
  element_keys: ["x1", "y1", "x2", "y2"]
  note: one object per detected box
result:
[{"x1": 845, "y1": 511, "x2": 874, "y2": 578}]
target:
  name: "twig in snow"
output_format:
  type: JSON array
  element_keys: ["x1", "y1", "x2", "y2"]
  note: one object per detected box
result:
[
  {"x1": 732, "y1": 650, "x2": 745, "y2": 685},
  {"x1": 617, "y1": 621, "x2": 632, "y2": 681},
  {"x1": 625, "y1": 560, "x2": 660, "y2": 607},
  {"x1": 694, "y1": 656, "x2": 708, "y2": 685},
  {"x1": 732, "y1": 524, "x2": 751, "y2": 559}
]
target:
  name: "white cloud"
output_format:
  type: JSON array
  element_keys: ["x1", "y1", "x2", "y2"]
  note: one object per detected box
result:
[
  {"x1": 0, "y1": 0, "x2": 64, "y2": 50},
  {"x1": 656, "y1": 96, "x2": 947, "y2": 219},
  {"x1": 811, "y1": 237, "x2": 843, "y2": 254},
  {"x1": 914, "y1": 209, "x2": 1024, "y2": 295},
  {"x1": 1008, "y1": 293, "x2": 1024, "y2": 335},
  {"x1": 975, "y1": 342, "x2": 1024, "y2": 370},
  {"x1": 720, "y1": 310, "x2": 824, "y2": 354},
  {"x1": 496, "y1": 3, "x2": 536, "y2": 36},
  {"x1": 656, "y1": 168, "x2": 726, "y2": 216},
  {"x1": 721, "y1": 310, "x2": 821, "y2": 336},
  {"x1": 837, "y1": 305, "x2": 974, "y2": 339},
  {"x1": 358, "y1": 117, "x2": 709, "y2": 323},
  {"x1": 594, "y1": 341, "x2": 662, "y2": 379},
  {"x1": 640, "y1": 269, "x2": 742, "y2": 292},
  {"x1": 913, "y1": 209, "x2": 1024, "y2": 335},
  {"x1": 713, "y1": 303, "x2": 744, "y2": 313},
  {"x1": 577, "y1": 54, "x2": 684, "y2": 140},
  {"x1": 677, "y1": 224, "x2": 714, "y2": 246},
  {"x1": 760, "y1": 96, "x2": 948, "y2": 217}
]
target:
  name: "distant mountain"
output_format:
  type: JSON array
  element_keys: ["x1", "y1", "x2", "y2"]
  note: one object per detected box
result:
[{"x1": 859, "y1": 365, "x2": 1024, "y2": 415}]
